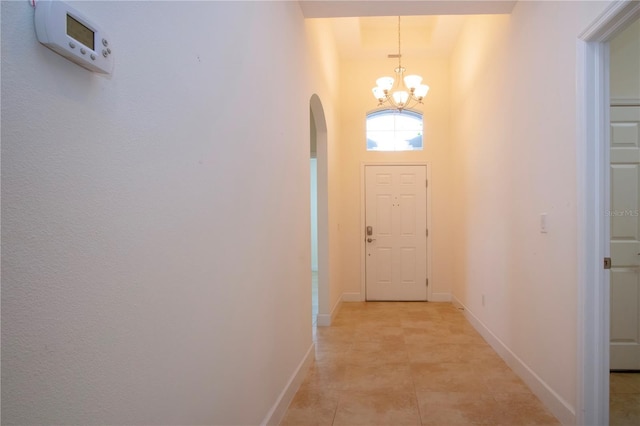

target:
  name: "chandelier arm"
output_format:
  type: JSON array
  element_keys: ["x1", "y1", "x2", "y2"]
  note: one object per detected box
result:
[
  {"x1": 384, "y1": 97, "x2": 396, "y2": 109},
  {"x1": 381, "y1": 93, "x2": 423, "y2": 112},
  {"x1": 382, "y1": 94, "x2": 401, "y2": 110},
  {"x1": 375, "y1": 96, "x2": 422, "y2": 112}
]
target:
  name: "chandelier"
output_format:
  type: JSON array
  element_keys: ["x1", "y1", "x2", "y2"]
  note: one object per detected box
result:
[{"x1": 372, "y1": 16, "x2": 429, "y2": 111}]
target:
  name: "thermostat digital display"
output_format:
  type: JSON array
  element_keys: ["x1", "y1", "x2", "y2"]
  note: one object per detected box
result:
[
  {"x1": 66, "y1": 14, "x2": 94, "y2": 50},
  {"x1": 35, "y1": 0, "x2": 113, "y2": 74}
]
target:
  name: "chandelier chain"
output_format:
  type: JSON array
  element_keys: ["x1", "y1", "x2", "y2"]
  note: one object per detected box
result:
[{"x1": 397, "y1": 16, "x2": 402, "y2": 69}]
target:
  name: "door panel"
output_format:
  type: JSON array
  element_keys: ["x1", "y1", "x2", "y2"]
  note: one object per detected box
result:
[
  {"x1": 376, "y1": 248, "x2": 392, "y2": 283},
  {"x1": 377, "y1": 195, "x2": 393, "y2": 235},
  {"x1": 611, "y1": 165, "x2": 639, "y2": 239},
  {"x1": 610, "y1": 106, "x2": 640, "y2": 370},
  {"x1": 400, "y1": 248, "x2": 416, "y2": 284},
  {"x1": 365, "y1": 165, "x2": 427, "y2": 301},
  {"x1": 400, "y1": 195, "x2": 416, "y2": 235},
  {"x1": 611, "y1": 270, "x2": 639, "y2": 340}
]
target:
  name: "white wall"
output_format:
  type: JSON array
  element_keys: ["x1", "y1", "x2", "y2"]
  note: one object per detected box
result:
[
  {"x1": 610, "y1": 17, "x2": 640, "y2": 103},
  {"x1": 304, "y1": 19, "x2": 343, "y2": 320},
  {"x1": 338, "y1": 56, "x2": 455, "y2": 301},
  {"x1": 449, "y1": 1, "x2": 610, "y2": 423},
  {"x1": 1, "y1": 1, "x2": 337, "y2": 424}
]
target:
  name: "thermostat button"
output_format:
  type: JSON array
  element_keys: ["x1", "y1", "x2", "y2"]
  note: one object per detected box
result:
[
  {"x1": 107, "y1": 48, "x2": 111, "y2": 54},
  {"x1": 102, "y1": 49, "x2": 108, "y2": 58},
  {"x1": 102, "y1": 38, "x2": 108, "y2": 47},
  {"x1": 90, "y1": 53, "x2": 96, "y2": 60},
  {"x1": 69, "y1": 41, "x2": 76, "y2": 49}
]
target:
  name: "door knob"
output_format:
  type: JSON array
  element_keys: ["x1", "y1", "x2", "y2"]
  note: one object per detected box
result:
[{"x1": 367, "y1": 238, "x2": 376, "y2": 243}]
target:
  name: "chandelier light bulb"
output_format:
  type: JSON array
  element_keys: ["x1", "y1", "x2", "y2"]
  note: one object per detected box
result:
[
  {"x1": 376, "y1": 77, "x2": 394, "y2": 92},
  {"x1": 392, "y1": 91, "x2": 409, "y2": 105},
  {"x1": 414, "y1": 84, "x2": 429, "y2": 99},
  {"x1": 372, "y1": 86, "x2": 386, "y2": 100},
  {"x1": 404, "y1": 75, "x2": 423, "y2": 91}
]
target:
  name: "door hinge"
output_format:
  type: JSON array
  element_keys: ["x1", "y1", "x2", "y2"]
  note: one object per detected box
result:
[
  {"x1": 426, "y1": 229, "x2": 429, "y2": 237},
  {"x1": 426, "y1": 278, "x2": 429, "y2": 287},
  {"x1": 604, "y1": 257, "x2": 612, "y2": 270},
  {"x1": 426, "y1": 179, "x2": 428, "y2": 188}
]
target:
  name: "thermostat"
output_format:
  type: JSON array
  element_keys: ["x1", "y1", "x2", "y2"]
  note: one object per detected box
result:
[{"x1": 34, "y1": 0, "x2": 113, "y2": 74}]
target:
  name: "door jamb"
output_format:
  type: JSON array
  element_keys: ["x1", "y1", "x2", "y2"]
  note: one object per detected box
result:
[
  {"x1": 360, "y1": 162, "x2": 432, "y2": 302},
  {"x1": 577, "y1": 2, "x2": 640, "y2": 425}
]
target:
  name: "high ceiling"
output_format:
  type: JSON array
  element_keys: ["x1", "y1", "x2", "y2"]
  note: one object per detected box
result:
[
  {"x1": 299, "y1": 0, "x2": 517, "y2": 18},
  {"x1": 300, "y1": 1, "x2": 517, "y2": 60},
  {"x1": 329, "y1": 15, "x2": 467, "y2": 60}
]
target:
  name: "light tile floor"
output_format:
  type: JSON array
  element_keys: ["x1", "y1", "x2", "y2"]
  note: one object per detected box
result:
[
  {"x1": 281, "y1": 302, "x2": 560, "y2": 426},
  {"x1": 610, "y1": 372, "x2": 640, "y2": 426}
]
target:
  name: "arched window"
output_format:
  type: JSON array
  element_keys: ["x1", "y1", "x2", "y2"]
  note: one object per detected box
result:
[{"x1": 366, "y1": 109, "x2": 423, "y2": 151}]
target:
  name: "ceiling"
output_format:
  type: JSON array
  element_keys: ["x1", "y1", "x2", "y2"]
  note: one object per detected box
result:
[
  {"x1": 299, "y1": 1, "x2": 517, "y2": 18},
  {"x1": 329, "y1": 15, "x2": 467, "y2": 60},
  {"x1": 300, "y1": 1, "x2": 517, "y2": 60}
]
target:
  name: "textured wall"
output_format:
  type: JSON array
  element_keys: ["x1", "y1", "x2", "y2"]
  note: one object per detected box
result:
[
  {"x1": 449, "y1": 1, "x2": 610, "y2": 421},
  {"x1": 1, "y1": 1, "x2": 316, "y2": 424}
]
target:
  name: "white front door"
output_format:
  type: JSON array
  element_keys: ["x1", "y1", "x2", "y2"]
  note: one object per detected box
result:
[
  {"x1": 365, "y1": 165, "x2": 427, "y2": 301},
  {"x1": 610, "y1": 106, "x2": 640, "y2": 370}
]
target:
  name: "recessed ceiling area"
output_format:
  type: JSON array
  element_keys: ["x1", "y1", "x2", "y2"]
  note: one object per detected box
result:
[
  {"x1": 298, "y1": 0, "x2": 517, "y2": 18},
  {"x1": 360, "y1": 16, "x2": 436, "y2": 48},
  {"x1": 329, "y1": 15, "x2": 468, "y2": 60},
  {"x1": 301, "y1": 1, "x2": 516, "y2": 61}
]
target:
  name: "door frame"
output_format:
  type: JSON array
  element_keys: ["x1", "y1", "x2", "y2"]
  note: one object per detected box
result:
[
  {"x1": 577, "y1": 1, "x2": 640, "y2": 424},
  {"x1": 360, "y1": 162, "x2": 432, "y2": 302}
]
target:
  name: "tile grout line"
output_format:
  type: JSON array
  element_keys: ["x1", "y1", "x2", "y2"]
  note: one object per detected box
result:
[{"x1": 405, "y1": 323, "x2": 427, "y2": 426}]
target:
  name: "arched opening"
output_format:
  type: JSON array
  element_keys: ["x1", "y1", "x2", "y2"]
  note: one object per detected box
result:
[{"x1": 310, "y1": 94, "x2": 328, "y2": 327}]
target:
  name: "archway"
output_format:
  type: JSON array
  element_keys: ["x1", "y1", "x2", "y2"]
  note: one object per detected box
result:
[{"x1": 309, "y1": 94, "x2": 329, "y2": 326}]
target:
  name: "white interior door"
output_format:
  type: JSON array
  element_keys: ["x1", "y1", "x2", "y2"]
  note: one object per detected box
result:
[
  {"x1": 610, "y1": 105, "x2": 640, "y2": 370},
  {"x1": 365, "y1": 165, "x2": 427, "y2": 301}
]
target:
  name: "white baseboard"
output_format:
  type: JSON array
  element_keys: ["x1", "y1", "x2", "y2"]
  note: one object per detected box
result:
[
  {"x1": 317, "y1": 295, "x2": 342, "y2": 327},
  {"x1": 339, "y1": 292, "x2": 448, "y2": 303},
  {"x1": 261, "y1": 342, "x2": 315, "y2": 426},
  {"x1": 316, "y1": 314, "x2": 331, "y2": 326},
  {"x1": 452, "y1": 298, "x2": 464, "y2": 310},
  {"x1": 342, "y1": 292, "x2": 362, "y2": 302},
  {"x1": 451, "y1": 295, "x2": 575, "y2": 426},
  {"x1": 429, "y1": 292, "x2": 451, "y2": 302}
]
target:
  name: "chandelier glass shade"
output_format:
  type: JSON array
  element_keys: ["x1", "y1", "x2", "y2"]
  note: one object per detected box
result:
[{"x1": 372, "y1": 17, "x2": 429, "y2": 111}]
